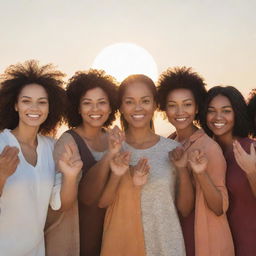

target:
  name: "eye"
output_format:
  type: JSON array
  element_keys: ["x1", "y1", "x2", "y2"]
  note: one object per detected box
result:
[
  {"x1": 207, "y1": 109, "x2": 215, "y2": 113},
  {"x1": 167, "y1": 104, "x2": 175, "y2": 108},
  {"x1": 142, "y1": 99, "x2": 150, "y2": 104},
  {"x1": 223, "y1": 109, "x2": 232, "y2": 113},
  {"x1": 184, "y1": 103, "x2": 192, "y2": 107},
  {"x1": 39, "y1": 101, "x2": 48, "y2": 105},
  {"x1": 124, "y1": 100, "x2": 133, "y2": 104},
  {"x1": 21, "y1": 99, "x2": 30, "y2": 104},
  {"x1": 81, "y1": 101, "x2": 91, "y2": 105},
  {"x1": 99, "y1": 101, "x2": 107, "y2": 105}
]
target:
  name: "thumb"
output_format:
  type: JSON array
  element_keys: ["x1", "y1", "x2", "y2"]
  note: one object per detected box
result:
[{"x1": 250, "y1": 142, "x2": 256, "y2": 156}]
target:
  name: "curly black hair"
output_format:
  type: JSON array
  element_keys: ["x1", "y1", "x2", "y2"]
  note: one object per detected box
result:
[
  {"x1": 247, "y1": 89, "x2": 256, "y2": 137},
  {"x1": 118, "y1": 74, "x2": 158, "y2": 131},
  {"x1": 200, "y1": 86, "x2": 250, "y2": 138},
  {"x1": 65, "y1": 69, "x2": 118, "y2": 128},
  {"x1": 0, "y1": 60, "x2": 66, "y2": 136},
  {"x1": 157, "y1": 66, "x2": 207, "y2": 122}
]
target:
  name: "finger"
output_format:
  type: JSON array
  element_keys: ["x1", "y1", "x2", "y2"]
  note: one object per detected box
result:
[
  {"x1": 233, "y1": 140, "x2": 245, "y2": 155},
  {"x1": 250, "y1": 143, "x2": 256, "y2": 156},
  {"x1": 64, "y1": 144, "x2": 73, "y2": 158}
]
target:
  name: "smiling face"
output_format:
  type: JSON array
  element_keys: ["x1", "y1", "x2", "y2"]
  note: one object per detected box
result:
[
  {"x1": 15, "y1": 83, "x2": 49, "y2": 129},
  {"x1": 79, "y1": 87, "x2": 111, "y2": 128},
  {"x1": 206, "y1": 94, "x2": 235, "y2": 138},
  {"x1": 166, "y1": 88, "x2": 197, "y2": 131},
  {"x1": 120, "y1": 82, "x2": 156, "y2": 129}
]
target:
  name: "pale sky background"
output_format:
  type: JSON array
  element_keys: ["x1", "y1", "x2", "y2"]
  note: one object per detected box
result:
[{"x1": 1, "y1": 0, "x2": 256, "y2": 136}]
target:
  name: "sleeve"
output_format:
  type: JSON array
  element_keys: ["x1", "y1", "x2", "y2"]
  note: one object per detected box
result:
[
  {"x1": 49, "y1": 132, "x2": 81, "y2": 210},
  {"x1": 206, "y1": 141, "x2": 229, "y2": 212}
]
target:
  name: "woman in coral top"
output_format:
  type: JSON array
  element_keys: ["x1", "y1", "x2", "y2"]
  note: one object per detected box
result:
[
  {"x1": 157, "y1": 67, "x2": 234, "y2": 256},
  {"x1": 200, "y1": 86, "x2": 256, "y2": 256}
]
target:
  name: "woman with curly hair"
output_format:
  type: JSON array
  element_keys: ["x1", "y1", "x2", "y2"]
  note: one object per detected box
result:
[
  {"x1": 45, "y1": 69, "x2": 120, "y2": 256},
  {"x1": 157, "y1": 67, "x2": 234, "y2": 256},
  {"x1": 100, "y1": 74, "x2": 185, "y2": 256},
  {"x1": 200, "y1": 86, "x2": 256, "y2": 255},
  {"x1": 0, "y1": 60, "x2": 82, "y2": 256}
]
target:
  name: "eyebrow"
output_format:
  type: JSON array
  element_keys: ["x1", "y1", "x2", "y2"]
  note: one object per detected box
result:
[
  {"x1": 124, "y1": 96, "x2": 151, "y2": 99},
  {"x1": 20, "y1": 96, "x2": 48, "y2": 100},
  {"x1": 208, "y1": 105, "x2": 232, "y2": 108},
  {"x1": 81, "y1": 97, "x2": 107, "y2": 101},
  {"x1": 168, "y1": 98, "x2": 193, "y2": 103}
]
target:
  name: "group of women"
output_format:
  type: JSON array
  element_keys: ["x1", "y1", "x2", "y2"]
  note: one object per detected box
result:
[{"x1": 0, "y1": 60, "x2": 255, "y2": 256}]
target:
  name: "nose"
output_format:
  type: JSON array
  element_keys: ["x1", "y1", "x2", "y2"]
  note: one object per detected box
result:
[
  {"x1": 30, "y1": 102, "x2": 39, "y2": 110},
  {"x1": 135, "y1": 103, "x2": 143, "y2": 111},
  {"x1": 92, "y1": 103, "x2": 99, "y2": 111},
  {"x1": 176, "y1": 106, "x2": 184, "y2": 115}
]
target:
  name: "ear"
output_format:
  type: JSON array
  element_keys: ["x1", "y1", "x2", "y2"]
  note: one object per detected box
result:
[{"x1": 14, "y1": 103, "x2": 18, "y2": 112}]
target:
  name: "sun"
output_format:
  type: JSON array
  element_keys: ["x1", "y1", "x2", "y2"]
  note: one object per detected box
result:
[{"x1": 92, "y1": 43, "x2": 158, "y2": 82}]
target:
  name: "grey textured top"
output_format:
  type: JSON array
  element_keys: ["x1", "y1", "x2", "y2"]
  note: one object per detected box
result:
[{"x1": 123, "y1": 136, "x2": 186, "y2": 256}]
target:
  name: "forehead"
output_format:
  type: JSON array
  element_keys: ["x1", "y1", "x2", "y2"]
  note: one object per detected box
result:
[
  {"x1": 123, "y1": 82, "x2": 154, "y2": 98},
  {"x1": 82, "y1": 87, "x2": 108, "y2": 99},
  {"x1": 167, "y1": 88, "x2": 194, "y2": 101},
  {"x1": 18, "y1": 83, "x2": 48, "y2": 97},
  {"x1": 209, "y1": 94, "x2": 232, "y2": 107}
]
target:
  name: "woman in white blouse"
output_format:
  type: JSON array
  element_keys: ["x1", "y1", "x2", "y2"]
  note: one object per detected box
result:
[{"x1": 0, "y1": 60, "x2": 82, "y2": 256}]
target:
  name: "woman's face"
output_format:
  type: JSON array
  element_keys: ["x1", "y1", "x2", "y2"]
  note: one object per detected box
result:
[
  {"x1": 15, "y1": 83, "x2": 49, "y2": 129},
  {"x1": 120, "y1": 82, "x2": 156, "y2": 129},
  {"x1": 206, "y1": 94, "x2": 235, "y2": 138},
  {"x1": 166, "y1": 88, "x2": 197, "y2": 131},
  {"x1": 79, "y1": 87, "x2": 111, "y2": 128}
]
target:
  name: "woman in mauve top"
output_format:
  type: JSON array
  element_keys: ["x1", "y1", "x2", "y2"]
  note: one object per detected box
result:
[
  {"x1": 157, "y1": 67, "x2": 234, "y2": 256},
  {"x1": 200, "y1": 86, "x2": 256, "y2": 256}
]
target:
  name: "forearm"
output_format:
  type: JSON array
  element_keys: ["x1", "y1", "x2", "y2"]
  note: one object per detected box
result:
[
  {"x1": 79, "y1": 152, "x2": 114, "y2": 205},
  {"x1": 246, "y1": 171, "x2": 256, "y2": 197},
  {"x1": 195, "y1": 172, "x2": 223, "y2": 216},
  {"x1": 176, "y1": 167, "x2": 195, "y2": 217},
  {"x1": 0, "y1": 175, "x2": 7, "y2": 196},
  {"x1": 60, "y1": 175, "x2": 79, "y2": 211},
  {"x1": 98, "y1": 173, "x2": 122, "y2": 208}
]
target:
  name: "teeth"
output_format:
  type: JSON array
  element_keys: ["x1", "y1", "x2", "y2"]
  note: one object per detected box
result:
[
  {"x1": 175, "y1": 118, "x2": 187, "y2": 122},
  {"x1": 132, "y1": 114, "x2": 145, "y2": 119},
  {"x1": 214, "y1": 122, "x2": 225, "y2": 128},
  {"x1": 89, "y1": 115, "x2": 101, "y2": 119},
  {"x1": 27, "y1": 114, "x2": 39, "y2": 118}
]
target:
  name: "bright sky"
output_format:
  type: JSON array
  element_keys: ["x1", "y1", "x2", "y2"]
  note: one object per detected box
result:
[{"x1": 1, "y1": 0, "x2": 256, "y2": 136}]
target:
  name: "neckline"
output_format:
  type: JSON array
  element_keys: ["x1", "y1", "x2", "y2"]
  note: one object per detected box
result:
[
  {"x1": 124, "y1": 135, "x2": 162, "y2": 151},
  {"x1": 6, "y1": 129, "x2": 41, "y2": 168}
]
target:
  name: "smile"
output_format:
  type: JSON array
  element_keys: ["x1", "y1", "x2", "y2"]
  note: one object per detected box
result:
[
  {"x1": 132, "y1": 114, "x2": 145, "y2": 120},
  {"x1": 213, "y1": 122, "x2": 225, "y2": 128},
  {"x1": 89, "y1": 114, "x2": 102, "y2": 120},
  {"x1": 175, "y1": 118, "x2": 187, "y2": 122},
  {"x1": 27, "y1": 114, "x2": 40, "y2": 118}
]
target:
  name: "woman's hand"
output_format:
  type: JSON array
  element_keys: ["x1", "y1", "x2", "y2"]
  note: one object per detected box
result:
[
  {"x1": 107, "y1": 125, "x2": 125, "y2": 156},
  {"x1": 169, "y1": 146, "x2": 188, "y2": 169},
  {"x1": 233, "y1": 140, "x2": 256, "y2": 174},
  {"x1": 188, "y1": 149, "x2": 208, "y2": 174},
  {"x1": 0, "y1": 146, "x2": 20, "y2": 180},
  {"x1": 132, "y1": 158, "x2": 150, "y2": 186},
  {"x1": 110, "y1": 151, "x2": 131, "y2": 176},
  {"x1": 58, "y1": 143, "x2": 83, "y2": 178}
]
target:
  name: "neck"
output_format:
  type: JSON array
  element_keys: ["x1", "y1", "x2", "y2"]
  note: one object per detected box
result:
[
  {"x1": 214, "y1": 133, "x2": 234, "y2": 153},
  {"x1": 175, "y1": 124, "x2": 198, "y2": 142},
  {"x1": 12, "y1": 125, "x2": 38, "y2": 146},
  {"x1": 77, "y1": 124, "x2": 103, "y2": 141},
  {"x1": 125, "y1": 126, "x2": 156, "y2": 144}
]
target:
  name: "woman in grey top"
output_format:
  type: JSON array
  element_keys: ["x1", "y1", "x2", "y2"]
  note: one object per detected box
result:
[{"x1": 100, "y1": 74, "x2": 185, "y2": 256}]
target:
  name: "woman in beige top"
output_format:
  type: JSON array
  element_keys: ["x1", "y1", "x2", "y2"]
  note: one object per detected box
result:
[{"x1": 157, "y1": 67, "x2": 234, "y2": 256}]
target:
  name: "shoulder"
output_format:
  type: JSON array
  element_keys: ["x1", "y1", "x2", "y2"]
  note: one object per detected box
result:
[
  {"x1": 56, "y1": 131, "x2": 76, "y2": 147},
  {"x1": 200, "y1": 133, "x2": 223, "y2": 154},
  {"x1": 38, "y1": 134, "x2": 56, "y2": 151},
  {"x1": 159, "y1": 136, "x2": 180, "y2": 150},
  {"x1": 0, "y1": 129, "x2": 12, "y2": 151}
]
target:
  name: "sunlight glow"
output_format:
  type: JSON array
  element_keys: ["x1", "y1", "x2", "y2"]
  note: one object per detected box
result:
[{"x1": 92, "y1": 43, "x2": 158, "y2": 82}]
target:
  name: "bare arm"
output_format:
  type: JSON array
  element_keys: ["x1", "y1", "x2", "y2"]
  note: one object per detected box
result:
[
  {"x1": 98, "y1": 151, "x2": 130, "y2": 208},
  {"x1": 79, "y1": 126, "x2": 125, "y2": 205},
  {"x1": 189, "y1": 149, "x2": 223, "y2": 216},
  {"x1": 233, "y1": 140, "x2": 256, "y2": 197},
  {"x1": 170, "y1": 147, "x2": 194, "y2": 217},
  {"x1": 0, "y1": 146, "x2": 19, "y2": 196}
]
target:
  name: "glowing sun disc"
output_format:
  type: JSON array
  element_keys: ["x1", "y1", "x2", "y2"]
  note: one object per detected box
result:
[{"x1": 92, "y1": 43, "x2": 158, "y2": 82}]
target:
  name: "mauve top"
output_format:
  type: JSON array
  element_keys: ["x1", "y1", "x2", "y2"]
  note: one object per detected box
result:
[{"x1": 224, "y1": 137, "x2": 256, "y2": 256}]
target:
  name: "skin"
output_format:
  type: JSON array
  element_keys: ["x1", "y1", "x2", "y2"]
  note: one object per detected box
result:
[
  {"x1": 168, "y1": 89, "x2": 223, "y2": 216},
  {"x1": 207, "y1": 94, "x2": 256, "y2": 198},
  {"x1": 0, "y1": 83, "x2": 81, "y2": 211}
]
